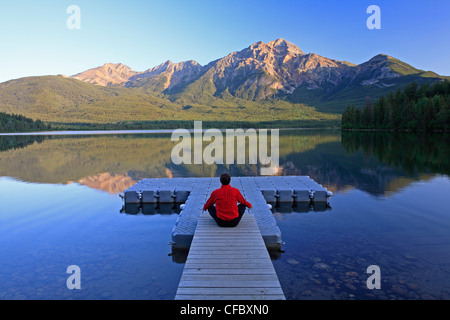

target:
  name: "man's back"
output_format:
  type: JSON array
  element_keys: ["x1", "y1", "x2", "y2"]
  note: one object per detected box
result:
[{"x1": 204, "y1": 184, "x2": 252, "y2": 221}]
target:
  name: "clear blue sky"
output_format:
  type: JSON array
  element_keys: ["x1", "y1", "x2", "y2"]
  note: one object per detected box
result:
[{"x1": 0, "y1": 0, "x2": 449, "y2": 83}]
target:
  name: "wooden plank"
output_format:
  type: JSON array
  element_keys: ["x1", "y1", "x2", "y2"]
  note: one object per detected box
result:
[
  {"x1": 186, "y1": 250, "x2": 269, "y2": 255},
  {"x1": 188, "y1": 243, "x2": 265, "y2": 248},
  {"x1": 192, "y1": 232, "x2": 262, "y2": 235},
  {"x1": 187, "y1": 247, "x2": 267, "y2": 251},
  {"x1": 188, "y1": 239, "x2": 263, "y2": 244},
  {"x1": 174, "y1": 294, "x2": 285, "y2": 300},
  {"x1": 182, "y1": 263, "x2": 274, "y2": 269},
  {"x1": 178, "y1": 280, "x2": 282, "y2": 288},
  {"x1": 188, "y1": 245, "x2": 266, "y2": 249},
  {"x1": 187, "y1": 248, "x2": 267, "y2": 252},
  {"x1": 186, "y1": 257, "x2": 269, "y2": 263},
  {"x1": 176, "y1": 287, "x2": 284, "y2": 295},
  {"x1": 179, "y1": 274, "x2": 280, "y2": 281},
  {"x1": 181, "y1": 268, "x2": 276, "y2": 275},
  {"x1": 190, "y1": 235, "x2": 262, "y2": 240},
  {"x1": 192, "y1": 232, "x2": 264, "y2": 236},
  {"x1": 195, "y1": 225, "x2": 258, "y2": 229}
]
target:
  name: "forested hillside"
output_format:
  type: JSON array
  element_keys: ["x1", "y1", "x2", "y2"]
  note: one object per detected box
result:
[
  {"x1": 0, "y1": 112, "x2": 51, "y2": 133},
  {"x1": 342, "y1": 80, "x2": 450, "y2": 131}
]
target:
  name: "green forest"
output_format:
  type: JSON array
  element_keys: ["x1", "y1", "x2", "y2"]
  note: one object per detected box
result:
[
  {"x1": 0, "y1": 112, "x2": 51, "y2": 133},
  {"x1": 342, "y1": 80, "x2": 450, "y2": 131}
]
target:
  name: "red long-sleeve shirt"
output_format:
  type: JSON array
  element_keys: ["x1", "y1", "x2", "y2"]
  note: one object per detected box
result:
[{"x1": 203, "y1": 184, "x2": 252, "y2": 221}]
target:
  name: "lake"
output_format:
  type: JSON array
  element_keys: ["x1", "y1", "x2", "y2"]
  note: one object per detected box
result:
[{"x1": 0, "y1": 130, "x2": 449, "y2": 300}]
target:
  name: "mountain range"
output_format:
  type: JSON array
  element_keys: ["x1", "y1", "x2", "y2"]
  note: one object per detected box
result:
[{"x1": 0, "y1": 38, "x2": 447, "y2": 125}]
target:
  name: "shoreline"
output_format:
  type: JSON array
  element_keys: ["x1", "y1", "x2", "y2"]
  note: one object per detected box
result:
[{"x1": 0, "y1": 127, "x2": 342, "y2": 136}]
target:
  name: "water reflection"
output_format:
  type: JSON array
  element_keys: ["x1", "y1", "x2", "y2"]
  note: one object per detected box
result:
[
  {"x1": 0, "y1": 130, "x2": 448, "y2": 197},
  {"x1": 341, "y1": 131, "x2": 450, "y2": 176},
  {"x1": 0, "y1": 135, "x2": 47, "y2": 151}
]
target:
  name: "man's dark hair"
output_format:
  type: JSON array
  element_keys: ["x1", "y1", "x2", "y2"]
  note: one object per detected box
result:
[{"x1": 220, "y1": 173, "x2": 231, "y2": 185}]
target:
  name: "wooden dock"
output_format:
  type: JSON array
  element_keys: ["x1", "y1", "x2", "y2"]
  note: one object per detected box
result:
[
  {"x1": 175, "y1": 210, "x2": 285, "y2": 300},
  {"x1": 121, "y1": 176, "x2": 333, "y2": 300}
]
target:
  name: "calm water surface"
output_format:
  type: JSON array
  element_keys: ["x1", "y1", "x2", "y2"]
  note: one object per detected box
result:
[{"x1": 0, "y1": 130, "x2": 449, "y2": 300}]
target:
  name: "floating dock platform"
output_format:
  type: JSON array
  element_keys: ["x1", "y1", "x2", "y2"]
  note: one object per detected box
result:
[
  {"x1": 123, "y1": 176, "x2": 331, "y2": 249},
  {"x1": 122, "y1": 176, "x2": 331, "y2": 300}
]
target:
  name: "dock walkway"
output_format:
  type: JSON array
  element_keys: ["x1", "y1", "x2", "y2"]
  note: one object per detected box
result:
[{"x1": 175, "y1": 209, "x2": 285, "y2": 300}]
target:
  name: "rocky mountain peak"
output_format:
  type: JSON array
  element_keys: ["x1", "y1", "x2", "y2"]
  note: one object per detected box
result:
[
  {"x1": 367, "y1": 54, "x2": 391, "y2": 63},
  {"x1": 124, "y1": 59, "x2": 203, "y2": 90},
  {"x1": 267, "y1": 38, "x2": 305, "y2": 55},
  {"x1": 246, "y1": 38, "x2": 304, "y2": 57},
  {"x1": 72, "y1": 63, "x2": 138, "y2": 86},
  {"x1": 131, "y1": 59, "x2": 202, "y2": 79}
]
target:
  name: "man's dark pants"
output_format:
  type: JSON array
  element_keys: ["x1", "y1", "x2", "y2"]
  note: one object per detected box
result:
[{"x1": 208, "y1": 204, "x2": 246, "y2": 227}]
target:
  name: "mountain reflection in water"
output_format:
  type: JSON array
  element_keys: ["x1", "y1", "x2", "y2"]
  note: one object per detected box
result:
[{"x1": 0, "y1": 130, "x2": 448, "y2": 197}]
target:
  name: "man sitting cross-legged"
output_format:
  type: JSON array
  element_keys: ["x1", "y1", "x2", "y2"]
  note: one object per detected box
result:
[{"x1": 203, "y1": 173, "x2": 252, "y2": 228}]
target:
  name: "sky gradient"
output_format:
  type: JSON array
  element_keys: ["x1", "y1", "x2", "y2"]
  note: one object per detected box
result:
[{"x1": 0, "y1": 0, "x2": 449, "y2": 83}]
